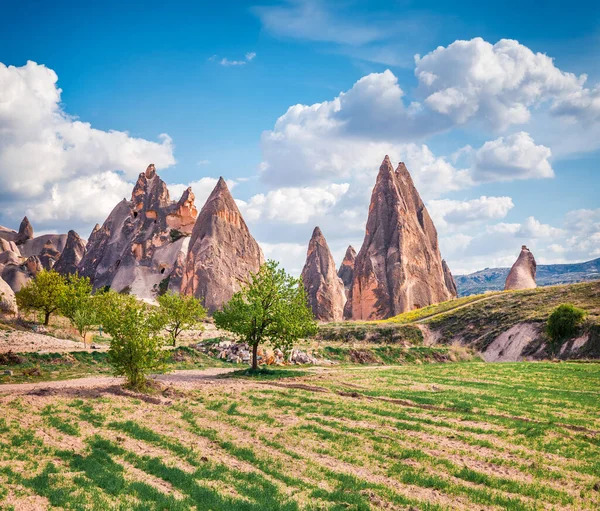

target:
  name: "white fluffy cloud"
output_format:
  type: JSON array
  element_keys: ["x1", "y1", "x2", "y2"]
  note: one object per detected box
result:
[
  {"x1": 415, "y1": 38, "x2": 586, "y2": 130},
  {"x1": 0, "y1": 61, "x2": 175, "y2": 229},
  {"x1": 427, "y1": 196, "x2": 514, "y2": 230},
  {"x1": 470, "y1": 132, "x2": 553, "y2": 182}
]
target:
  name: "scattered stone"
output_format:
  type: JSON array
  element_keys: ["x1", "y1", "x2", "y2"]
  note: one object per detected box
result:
[
  {"x1": 301, "y1": 227, "x2": 346, "y2": 322},
  {"x1": 3, "y1": 370, "x2": 13, "y2": 376},
  {"x1": 505, "y1": 245, "x2": 537, "y2": 290},
  {"x1": 350, "y1": 157, "x2": 454, "y2": 320}
]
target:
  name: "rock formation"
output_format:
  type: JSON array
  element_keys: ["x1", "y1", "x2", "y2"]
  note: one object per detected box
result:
[
  {"x1": 338, "y1": 245, "x2": 356, "y2": 319},
  {"x1": 180, "y1": 177, "x2": 264, "y2": 313},
  {"x1": 16, "y1": 217, "x2": 33, "y2": 245},
  {"x1": 54, "y1": 230, "x2": 86, "y2": 275},
  {"x1": 1, "y1": 255, "x2": 42, "y2": 293},
  {"x1": 350, "y1": 156, "x2": 454, "y2": 320},
  {"x1": 77, "y1": 164, "x2": 198, "y2": 300},
  {"x1": 442, "y1": 260, "x2": 458, "y2": 298},
  {"x1": 301, "y1": 227, "x2": 346, "y2": 322},
  {"x1": 0, "y1": 217, "x2": 33, "y2": 245},
  {"x1": 504, "y1": 246, "x2": 537, "y2": 290},
  {"x1": 20, "y1": 234, "x2": 68, "y2": 259},
  {"x1": 39, "y1": 240, "x2": 61, "y2": 270},
  {"x1": 0, "y1": 276, "x2": 17, "y2": 314}
]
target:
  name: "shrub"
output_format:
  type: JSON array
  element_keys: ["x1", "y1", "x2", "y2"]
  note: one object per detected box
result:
[
  {"x1": 546, "y1": 303, "x2": 586, "y2": 350},
  {"x1": 156, "y1": 292, "x2": 206, "y2": 346},
  {"x1": 15, "y1": 270, "x2": 68, "y2": 325},
  {"x1": 96, "y1": 291, "x2": 166, "y2": 390}
]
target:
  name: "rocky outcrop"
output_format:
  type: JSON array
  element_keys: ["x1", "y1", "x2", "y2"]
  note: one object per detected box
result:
[
  {"x1": 1, "y1": 256, "x2": 42, "y2": 293},
  {"x1": 20, "y1": 234, "x2": 68, "y2": 259},
  {"x1": 54, "y1": 230, "x2": 86, "y2": 275},
  {"x1": 180, "y1": 177, "x2": 264, "y2": 313},
  {"x1": 504, "y1": 246, "x2": 537, "y2": 291},
  {"x1": 16, "y1": 217, "x2": 33, "y2": 245},
  {"x1": 338, "y1": 245, "x2": 356, "y2": 319},
  {"x1": 301, "y1": 227, "x2": 346, "y2": 322},
  {"x1": 39, "y1": 240, "x2": 61, "y2": 270},
  {"x1": 350, "y1": 156, "x2": 453, "y2": 320},
  {"x1": 77, "y1": 164, "x2": 198, "y2": 300},
  {"x1": 442, "y1": 260, "x2": 458, "y2": 298},
  {"x1": 0, "y1": 276, "x2": 17, "y2": 314},
  {"x1": 0, "y1": 217, "x2": 33, "y2": 245}
]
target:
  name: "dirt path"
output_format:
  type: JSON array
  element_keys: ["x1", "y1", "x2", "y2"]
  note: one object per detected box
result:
[{"x1": 0, "y1": 368, "x2": 237, "y2": 395}]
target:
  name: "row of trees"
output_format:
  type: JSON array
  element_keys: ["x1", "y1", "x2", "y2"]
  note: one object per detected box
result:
[{"x1": 15, "y1": 261, "x2": 317, "y2": 389}]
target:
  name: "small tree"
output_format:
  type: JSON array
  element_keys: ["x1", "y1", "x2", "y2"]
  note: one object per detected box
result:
[
  {"x1": 214, "y1": 260, "x2": 317, "y2": 371},
  {"x1": 15, "y1": 270, "x2": 67, "y2": 325},
  {"x1": 157, "y1": 292, "x2": 206, "y2": 346},
  {"x1": 59, "y1": 274, "x2": 96, "y2": 347},
  {"x1": 96, "y1": 291, "x2": 166, "y2": 390},
  {"x1": 546, "y1": 303, "x2": 586, "y2": 353}
]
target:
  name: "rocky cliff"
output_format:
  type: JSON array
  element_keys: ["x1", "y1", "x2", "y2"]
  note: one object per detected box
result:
[
  {"x1": 301, "y1": 227, "x2": 346, "y2": 322},
  {"x1": 504, "y1": 246, "x2": 537, "y2": 291},
  {"x1": 180, "y1": 177, "x2": 264, "y2": 313},
  {"x1": 54, "y1": 230, "x2": 86, "y2": 275},
  {"x1": 77, "y1": 164, "x2": 197, "y2": 300},
  {"x1": 442, "y1": 259, "x2": 458, "y2": 298},
  {"x1": 338, "y1": 245, "x2": 356, "y2": 320},
  {"x1": 350, "y1": 156, "x2": 454, "y2": 320}
]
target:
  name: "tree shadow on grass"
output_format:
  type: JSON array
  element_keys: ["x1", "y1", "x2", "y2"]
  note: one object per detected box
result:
[{"x1": 220, "y1": 367, "x2": 310, "y2": 380}]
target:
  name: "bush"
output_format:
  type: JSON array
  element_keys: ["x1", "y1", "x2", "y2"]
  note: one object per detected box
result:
[
  {"x1": 546, "y1": 304, "x2": 586, "y2": 350},
  {"x1": 96, "y1": 291, "x2": 166, "y2": 390},
  {"x1": 15, "y1": 270, "x2": 68, "y2": 325}
]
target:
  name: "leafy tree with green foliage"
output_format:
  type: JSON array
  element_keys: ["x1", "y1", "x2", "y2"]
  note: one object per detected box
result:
[
  {"x1": 59, "y1": 274, "x2": 97, "y2": 347},
  {"x1": 15, "y1": 270, "x2": 67, "y2": 325},
  {"x1": 214, "y1": 260, "x2": 317, "y2": 371},
  {"x1": 546, "y1": 303, "x2": 587, "y2": 353},
  {"x1": 96, "y1": 291, "x2": 166, "y2": 390},
  {"x1": 157, "y1": 292, "x2": 206, "y2": 346}
]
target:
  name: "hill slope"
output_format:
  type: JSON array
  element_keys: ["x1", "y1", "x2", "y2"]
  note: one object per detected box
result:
[{"x1": 455, "y1": 257, "x2": 600, "y2": 296}]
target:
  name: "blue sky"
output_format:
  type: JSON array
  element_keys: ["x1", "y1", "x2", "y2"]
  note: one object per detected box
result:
[{"x1": 1, "y1": 0, "x2": 599, "y2": 274}]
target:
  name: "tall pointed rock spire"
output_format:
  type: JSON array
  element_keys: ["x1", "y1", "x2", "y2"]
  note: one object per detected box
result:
[
  {"x1": 338, "y1": 245, "x2": 356, "y2": 319},
  {"x1": 504, "y1": 246, "x2": 536, "y2": 290},
  {"x1": 350, "y1": 156, "x2": 453, "y2": 320},
  {"x1": 181, "y1": 177, "x2": 264, "y2": 313},
  {"x1": 55, "y1": 230, "x2": 86, "y2": 275},
  {"x1": 301, "y1": 227, "x2": 346, "y2": 322}
]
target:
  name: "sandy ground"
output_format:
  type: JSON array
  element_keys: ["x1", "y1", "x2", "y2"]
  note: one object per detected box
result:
[
  {"x1": 0, "y1": 330, "x2": 107, "y2": 353},
  {"x1": 0, "y1": 367, "x2": 238, "y2": 395}
]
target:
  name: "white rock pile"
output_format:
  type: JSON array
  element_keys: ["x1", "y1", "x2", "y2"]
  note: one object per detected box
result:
[{"x1": 194, "y1": 339, "x2": 334, "y2": 366}]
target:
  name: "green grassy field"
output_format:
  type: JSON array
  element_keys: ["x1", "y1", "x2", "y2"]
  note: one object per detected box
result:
[{"x1": 1, "y1": 361, "x2": 599, "y2": 510}]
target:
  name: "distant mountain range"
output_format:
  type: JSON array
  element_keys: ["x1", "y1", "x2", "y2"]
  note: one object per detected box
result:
[{"x1": 455, "y1": 257, "x2": 600, "y2": 296}]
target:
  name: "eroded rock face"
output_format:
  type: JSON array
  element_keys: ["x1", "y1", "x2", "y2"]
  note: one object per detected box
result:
[
  {"x1": 17, "y1": 217, "x2": 34, "y2": 245},
  {"x1": 2, "y1": 255, "x2": 42, "y2": 293},
  {"x1": 39, "y1": 240, "x2": 61, "y2": 270},
  {"x1": 301, "y1": 227, "x2": 346, "y2": 322},
  {"x1": 504, "y1": 246, "x2": 537, "y2": 291},
  {"x1": 54, "y1": 230, "x2": 86, "y2": 275},
  {"x1": 180, "y1": 177, "x2": 264, "y2": 313},
  {"x1": 338, "y1": 245, "x2": 356, "y2": 319},
  {"x1": 0, "y1": 276, "x2": 17, "y2": 314},
  {"x1": 350, "y1": 156, "x2": 453, "y2": 320},
  {"x1": 77, "y1": 164, "x2": 198, "y2": 300},
  {"x1": 442, "y1": 260, "x2": 458, "y2": 298}
]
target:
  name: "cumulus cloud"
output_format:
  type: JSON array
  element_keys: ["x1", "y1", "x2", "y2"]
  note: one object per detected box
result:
[
  {"x1": 415, "y1": 38, "x2": 586, "y2": 130},
  {"x1": 427, "y1": 196, "x2": 514, "y2": 230},
  {"x1": 469, "y1": 132, "x2": 553, "y2": 182},
  {"x1": 0, "y1": 61, "x2": 175, "y2": 229}
]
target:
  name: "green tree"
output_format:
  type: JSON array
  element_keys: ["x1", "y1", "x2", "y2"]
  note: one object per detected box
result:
[
  {"x1": 214, "y1": 260, "x2": 317, "y2": 371},
  {"x1": 59, "y1": 274, "x2": 96, "y2": 347},
  {"x1": 96, "y1": 291, "x2": 166, "y2": 390},
  {"x1": 15, "y1": 270, "x2": 67, "y2": 325},
  {"x1": 157, "y1": 292, "x2": 206, "y2": 346},
  {"x1": 546, "y1": 303, "x2": 586, "y2": 353}
]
